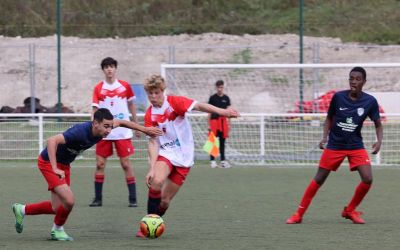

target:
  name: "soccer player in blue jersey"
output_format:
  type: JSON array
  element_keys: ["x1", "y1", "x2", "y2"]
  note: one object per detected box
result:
[
  {"x1": 286, "y1": 67, "x2": 383, "y2": 224},
  {"x1": 11, "y1": 108, "x2": 162, "y2": 241}
]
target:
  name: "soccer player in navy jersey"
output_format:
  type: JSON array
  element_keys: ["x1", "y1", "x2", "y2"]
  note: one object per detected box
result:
[
  {"x1": 286, "y1": 67, "x2": 383, "y2": 224},
  {"x1": 11, "y1": 108, "x2": 162, "y2": 241}
]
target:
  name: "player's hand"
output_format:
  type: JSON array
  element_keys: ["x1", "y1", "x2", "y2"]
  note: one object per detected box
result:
[
  {"x1": 134, "y1": 130, "x2": 141, "y2": 138},
  {"x1": 146, "y1": 170, "x2": 155, "y2": 188},
  {"x1": 371, "y1": 141, "x2": 381, "y2": 154},
  {"x1": 319, "y1": 138, "x2": 327, "y2": 149},
  {"x1": 225, "y1": 108, "x2": 239, "y2": 118},
  {"x1": 144, "y1": 127, "x2": 163, "y2": 137},
  {"x1": 53, "y1": 168, "x2": 65, "y2": 179}
]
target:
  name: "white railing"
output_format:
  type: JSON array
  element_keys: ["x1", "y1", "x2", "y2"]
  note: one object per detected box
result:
[{"x1": 0, "y1": 113, "x2": 399, "y2": 167}]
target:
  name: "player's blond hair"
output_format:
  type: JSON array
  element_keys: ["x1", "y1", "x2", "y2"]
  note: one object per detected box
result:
[{"x1": 144, "y1": 75, "x2": 166, "y2": 92}]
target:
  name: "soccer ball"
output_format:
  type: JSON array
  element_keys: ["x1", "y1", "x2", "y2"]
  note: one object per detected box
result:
[{"x1": 139, "y1": 214, "x2": 165, "y2": 238}]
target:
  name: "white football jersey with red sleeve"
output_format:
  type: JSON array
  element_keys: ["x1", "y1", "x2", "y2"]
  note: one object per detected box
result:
[
  {"x1": 92, "y1": 79, "x2": 135, "y2": 140},
  {"x1": 144, "y1": 95, "x2": 197, "y2": 167}
]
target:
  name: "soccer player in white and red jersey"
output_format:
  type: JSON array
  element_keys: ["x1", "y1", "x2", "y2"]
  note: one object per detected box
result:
[
  {"x1": 90, "y1": 57, "x2": 140, "y2": 207},
  {"x1": 136, "y1": 75, "x2": 239, "y2": 237},
  {"x1": 286, "y1": 67, "x2": 383, "y2": 224}
]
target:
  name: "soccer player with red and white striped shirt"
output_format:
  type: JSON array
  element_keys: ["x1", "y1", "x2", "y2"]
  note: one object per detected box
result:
[
  {"x1": 286, "y1": 67, "x2": 383, "y2": 224},
  {"x1": 136, "y1": 75, "x2": 239, "y2": 237},
  {"x1": 90, "y1": 57, "x2": 140, "y2": 207}
]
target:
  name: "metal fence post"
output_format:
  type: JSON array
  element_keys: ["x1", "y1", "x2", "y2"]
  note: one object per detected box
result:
[
  {"x1": 29, "y1": 43, "x2": 36, "y2": 113},
  {"x1": 38, "y1": 114, "x2": 44, "y2": 153},
  {"x1": 260, "y1": 115, "x2": 265, "y2": 164}
]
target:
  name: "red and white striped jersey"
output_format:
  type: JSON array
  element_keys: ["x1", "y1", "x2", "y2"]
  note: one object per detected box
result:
[
  {"x1": 144, "y1": 95, "x2": 197, "y2": 167},
  {"x1": 92, "y1": 79, "x2": 135, "y2": 140}
]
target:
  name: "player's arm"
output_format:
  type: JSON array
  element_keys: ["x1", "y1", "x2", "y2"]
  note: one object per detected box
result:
[
  {"x1": 91, "y1": 85, "x2": 100, "y2": 120},
  {"x1": 320, "y1": 95, "x2": 336, "y2": 149},
  {"x1": 128, "y1": 101, "x2": 141, "y2": 138},
  {"x1": 319, "y1": 116, "x2": 333, "y2": 149},
  {"x1": 128, "y1": 101, "x2": 138, "y2": 123},
  {"x1": 146, "y1": 137, "x2": 159, "y2": 187},
  {"x1": 193, "y1": 102, "x2": 239, "y2": 118},
  {"x1": 46, "y1": 134, "x2": 67, "y2": 178},
  {"x1": 113, "y1": 119, "x2": 162, "y2": 137},
  {"x1": 372, "y1": 118, "x2": 383, "y2": 154},
  {"x1": 91, "y1": 106, "x2": 98, "y2": 121}
]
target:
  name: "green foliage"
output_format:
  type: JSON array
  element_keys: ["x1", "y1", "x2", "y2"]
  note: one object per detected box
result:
[
  {"x1": 231, "y1": 48, "x2": 253, "y2": 64},
  {"x1": 0, "y1": 0, "x2": 399, "y2": 44}
]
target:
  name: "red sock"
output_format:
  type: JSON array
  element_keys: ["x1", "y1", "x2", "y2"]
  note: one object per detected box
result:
[
  {"x1": 126, "y1": 176, "x2": 136, "y2": 184},
  {"x1": 25, "y1": 201, "x2": 55, "y2": 215},
  {"x1": 297, "y1": 179, "x2": 321, "y2": 216},
  {"x1": 346, "y1": 182, "x2": 371, "y2": 211},
  {"x1": 95, "y1": 174, "x2": 105, "y2": 183},
  {"x1": 54, "y1": 205, "x2": 72, "y2": 226}
]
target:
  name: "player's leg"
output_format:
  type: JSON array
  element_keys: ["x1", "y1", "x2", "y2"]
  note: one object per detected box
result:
[
  {"x1": 158, "y1": 165, "x2": 190, "y2": 216},
  {"x1": 210, "y1": 154, "x2": 218, "y2": 168},
  {"x1": 90, "y1": 140, "x2": 112, "y2": 207},
  {"x1": 12, "y1": 157, "x2": 63, "y2": 234},
  {"x1": 219, "y1": 132, "x2": 230, "y2": 168},
  {"x1": 159, "y1": 180, "x2": 181, "y2": 216},
  {"x1": 286, "y1": 168, "x2": 330, "y2": 224},
  {"x1": 287, "y1": 149, "x2": 343, "y2": 224},
  {"x1": 342, "y1": 149, "x2": 372, "y2": 224},
  {"x1": 147, "y1": 159, "x2": 171, "y2": 215},
  {"x1": 51, "y1": 184, "x2": 75, "y2": 241},
  {"x1": 116, "y1": 139, "x2": 137, "y2": 207}
]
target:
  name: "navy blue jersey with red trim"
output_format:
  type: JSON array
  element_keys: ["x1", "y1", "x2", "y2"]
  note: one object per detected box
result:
[
  {"x1": 327, "y1": 90, "x2": 380, "y2": 150},
  {"x1": 40, "y1": 122, "x2": 102, "y2": 165}
]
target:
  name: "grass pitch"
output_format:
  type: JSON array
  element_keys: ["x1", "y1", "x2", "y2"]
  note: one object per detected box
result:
[{"x1": 1, "y1": 161, "x2": 400, "y2": 250}]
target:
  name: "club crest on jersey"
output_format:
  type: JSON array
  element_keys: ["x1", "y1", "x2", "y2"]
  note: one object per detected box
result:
[{"x1": 357, "y1": 108, "x2": 364, "y2": 116}]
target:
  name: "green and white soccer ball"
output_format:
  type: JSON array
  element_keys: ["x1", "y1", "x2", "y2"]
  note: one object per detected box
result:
[{"x1": 139, "y1": 214, "x2": 165, "y2": 238}]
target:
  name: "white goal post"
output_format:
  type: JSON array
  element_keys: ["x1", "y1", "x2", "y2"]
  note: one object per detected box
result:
[{"x1": 161, "y1": 63, "x2": 400, "y2": 166}]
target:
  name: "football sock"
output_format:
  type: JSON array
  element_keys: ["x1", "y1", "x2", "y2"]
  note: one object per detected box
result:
[
  {"x1": 126, "y1": 176, "x2": 137, "y2": 203},
  {"x1": 297, "y1": 179, "x2": 321, "y2": 216},
  {"x1": 54, "y1": 205, "x2": 72, "y2": 226},
  {"x1": 147, "y1": 188, "x2": 161, "y2": 215},
  {"x1": 94, "y1": 174, "x2": 104, "y2": 200},
  {"x1": 25, "y1": 201, "x2": 54, "y2": 215},
  {"x1": 346, "y1": 182, "x2": 371, "y2": 211},
  {"x1": 52, "y1": 224, "x2": 64, "y2": 231},
  {"x1": 158, "y1": 203, "x2": 169, "y2": 216}
]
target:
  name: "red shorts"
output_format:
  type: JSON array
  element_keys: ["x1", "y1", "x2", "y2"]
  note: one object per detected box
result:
[
  {"x1": 319, "y1": 149, "x2": 371, "y2": 171},
  {"x1": 38, "y1": 156, "x2": 70, "y2": 191},
  {"x1": 96, "y1": 139, "x2": 134, "y2": 158},
  {"x1": 157, "y1": 155, "x2": 191, "y2": 186}
]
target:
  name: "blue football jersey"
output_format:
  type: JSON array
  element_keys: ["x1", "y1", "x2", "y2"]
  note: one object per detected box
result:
[
  {"x1": 40, "y1": 122, "x2": 102, "y2": 165},
  {"x1": 327, "y1": 90, "x2": 380, "y2": 150}
]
